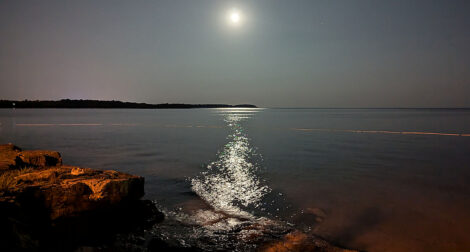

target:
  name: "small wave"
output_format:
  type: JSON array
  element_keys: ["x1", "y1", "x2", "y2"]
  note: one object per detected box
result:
[{"x1": 150, "y1": 205, "x2": 291, "y2": 251}]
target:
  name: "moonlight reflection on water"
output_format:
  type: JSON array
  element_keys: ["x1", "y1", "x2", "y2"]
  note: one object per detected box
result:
[
  {"x1": 191, "y1": 108, "x2": 270, "y2": 217},
  {"x1": 149, "y1": 108, "x2": 287, "y2": 251}
]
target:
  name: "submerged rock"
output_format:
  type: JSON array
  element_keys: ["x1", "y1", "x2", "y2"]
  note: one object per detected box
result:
[
  {"x1": 259, "y1": 231, "x2": 356, "y2": 252},
  {"x1": 148, "y1": 205, "x2": 357, "y2": 252}
]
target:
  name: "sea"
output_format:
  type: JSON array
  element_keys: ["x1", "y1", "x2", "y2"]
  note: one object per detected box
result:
[{"x1": 1, "y1": 108, "x2": 470, "y2": 251}]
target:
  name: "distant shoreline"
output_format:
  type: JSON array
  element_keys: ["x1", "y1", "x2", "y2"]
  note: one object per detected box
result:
[{"x1": 0, "y1": 99, "x2": 257, "y2": 109}]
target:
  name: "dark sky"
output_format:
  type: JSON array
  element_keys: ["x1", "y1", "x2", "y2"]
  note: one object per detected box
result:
[{"x1": 1, "y1": 0, "x2": 469, "y2": 107}]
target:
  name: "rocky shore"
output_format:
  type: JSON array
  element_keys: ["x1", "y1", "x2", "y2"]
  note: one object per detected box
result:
[
  {"x1": 0, "y1": 144, "x2": 356, "y2": 252},
  {"x1": 0, "y1": 143, "x2": 162, "y2": 251}
]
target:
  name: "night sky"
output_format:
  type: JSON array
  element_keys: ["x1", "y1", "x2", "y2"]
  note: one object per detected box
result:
[{"x1": 1, "y1": 0, "x2": 469, "y2": 108}]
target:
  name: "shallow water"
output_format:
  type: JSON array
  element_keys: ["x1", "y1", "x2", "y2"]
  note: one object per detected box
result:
[{"x1": 1, "y1": 108, "x2": 470, "y2": 251}]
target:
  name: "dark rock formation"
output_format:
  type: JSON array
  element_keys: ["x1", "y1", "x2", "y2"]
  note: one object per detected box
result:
[
  {"x1": 0, "y1": 143, "x2": 62, "y2": 170},
  {"x1": 0, "y1": 144, "x2": 163, "y2": 251},
  {"x1": 8, "y1": 165, "x2": 145, "y2": 220}
]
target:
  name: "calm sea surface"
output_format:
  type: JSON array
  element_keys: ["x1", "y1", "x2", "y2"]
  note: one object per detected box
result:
[{"x1": 1, "y1": 108, "x2": 470, "y2": 251}]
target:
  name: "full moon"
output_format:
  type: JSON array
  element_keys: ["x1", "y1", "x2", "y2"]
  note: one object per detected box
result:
[{"x1": 228, "y1": 9, "x2": 242, "y2": 26}]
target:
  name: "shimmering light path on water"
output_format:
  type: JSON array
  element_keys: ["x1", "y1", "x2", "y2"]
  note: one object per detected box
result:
[
  {"x1": 150, "y1": 108, "x2": 287, "y2": 251},
  {"x1": 192, "y1": 108, "x2": 269, "y2": 216}
]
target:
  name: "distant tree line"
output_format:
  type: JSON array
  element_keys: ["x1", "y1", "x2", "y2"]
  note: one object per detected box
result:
[{"x1": 0, "y1": 99, "x2": 257, "y2": 109}]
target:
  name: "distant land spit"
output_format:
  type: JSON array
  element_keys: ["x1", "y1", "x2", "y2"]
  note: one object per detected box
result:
[{"x1": 0, "y1": 99, "x2": 257, "y2": 109}]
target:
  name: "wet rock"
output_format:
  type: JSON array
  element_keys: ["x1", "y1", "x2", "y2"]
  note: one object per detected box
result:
[{"x1": 150, "y1": 205, "x2": 354, "y2": 252}]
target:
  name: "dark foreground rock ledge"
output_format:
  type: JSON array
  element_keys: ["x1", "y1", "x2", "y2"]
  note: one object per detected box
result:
[{"x1": 0, "y1": 143, "x2": 163, "y2": 251}]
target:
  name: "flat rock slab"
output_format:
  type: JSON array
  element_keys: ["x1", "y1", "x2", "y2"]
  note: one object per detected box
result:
[
  {"x1": 1, "y1": 144, "x2": 143, "y2": 220},
  {"x1": 10, "y1": 165, "x2": 144, "y2": 220},
  {"x1": 0, "y1": 144, "x2": 157, "y2": 251}
]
